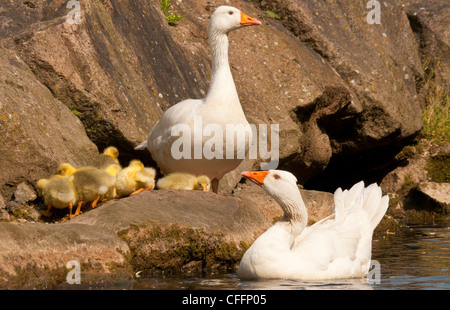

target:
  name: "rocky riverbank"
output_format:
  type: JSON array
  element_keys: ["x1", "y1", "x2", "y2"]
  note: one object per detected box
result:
[
  {"x1": 0, "y1": 185, "x2": 336, "y2": 288},
  {"x1": 0, "y1": 0, "x2": 448, "y2": 288}
]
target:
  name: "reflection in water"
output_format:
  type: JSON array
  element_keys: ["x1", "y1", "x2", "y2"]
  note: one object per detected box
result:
[
  {"x1": 370, "y1": 223, "x2": 450, "y2": 289},
  {"x1": 238, "y1": 278, "x2": 373, "y2": 290},
  {"x1": 125, "y1": 274, "x2": 374, "y2": 290}
]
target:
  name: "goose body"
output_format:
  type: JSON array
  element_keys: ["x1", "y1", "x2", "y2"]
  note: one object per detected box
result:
[
  {"x1": 135, "y1": 6, "x2": 260, "y2": 192},
  {"x1": 238, "y1": 170, "x2": 389, "y2": 281}
]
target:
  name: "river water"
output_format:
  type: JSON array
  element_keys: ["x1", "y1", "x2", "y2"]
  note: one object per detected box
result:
[{"x1": 105, "y1": 219, "x2": 449, "y2": 290}]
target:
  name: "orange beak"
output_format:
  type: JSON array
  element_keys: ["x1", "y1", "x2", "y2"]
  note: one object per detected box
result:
[
  {"x1": 240, "y1": 12, "x2": 261, "y2": 26},
  {"x1": 242, "y1": 171, "x2": 269, "y2": 186}
]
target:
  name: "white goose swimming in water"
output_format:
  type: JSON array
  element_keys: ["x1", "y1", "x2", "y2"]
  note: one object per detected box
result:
[
  {"x1": 135, "y1": 6, "x2": 261, "y2": 193},
  {"x1": 238, "y1": 170, "x2": 389, "y2": 281}
]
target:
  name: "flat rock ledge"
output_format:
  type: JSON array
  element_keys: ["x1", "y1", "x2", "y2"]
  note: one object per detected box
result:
[{"x1": 0, "y1": 186, "x2": 336, "y2": 289}]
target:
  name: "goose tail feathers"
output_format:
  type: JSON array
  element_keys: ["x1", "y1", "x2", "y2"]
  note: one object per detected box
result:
[
  {"x1": 134, "y1": 140, "x2": 148, "y2": 150},
  {"x1": 362, "y1": 183, "x2": 389, "y2": 231},
  {"x1": 334, "y1": 181, "x2": 389, "y2": 231}
]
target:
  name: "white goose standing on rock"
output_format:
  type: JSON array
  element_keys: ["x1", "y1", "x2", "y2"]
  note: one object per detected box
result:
[
  {"x1": 238, "y1": 170, "x2": 389, "y2": 281},
  {"x1": 135, "y1": 6, "x2": 261, "y2": 193}
]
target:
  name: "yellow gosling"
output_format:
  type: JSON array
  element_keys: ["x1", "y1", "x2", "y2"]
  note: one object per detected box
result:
[
  {"x1": 36, "y1": 174, "x2": 77, "y2": 218},
  {"x1": 56, "y1": 163, "x2": 116, "y2": 216},
  {"x1": 116, "y1": 160, "x2": 156, "y2": 197},
  {"x1": 96, "y1": 146, "x2": 120, "y2": 169},
  {"x1": 156, "y1": 173, "x2": 211, "y2": 191}
]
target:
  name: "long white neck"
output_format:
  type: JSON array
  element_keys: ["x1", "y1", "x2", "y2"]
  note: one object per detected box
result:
[
  {"x1": 239, "y1": 185, "x2": 308, "y2": 275},
  {"x1": 270, "y1": 187, "x2": 308, "y2": 243},
  {"x1": 205, "y1": 29, "x2": 239, "y2": 104}
]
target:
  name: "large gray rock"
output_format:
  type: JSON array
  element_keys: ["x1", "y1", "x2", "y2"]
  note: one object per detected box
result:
[
  {"x1": 0, "y1": 221, "x2": 131, "y2": 289},
  {"x1": 0, "y1": 46, "x2": 98, "y2": 201},
  {"x1": 404, "y1": 0, "x2": 450, "y2": 87},
  {"x1": 251, "y1": 0, "x2": 424, "y2": 188},
  {"x1": 12, "y1": 182, "x2": 37, "y2": 205},
  {"x1": 70, "y1": 186, "x2": 334, "y2": 243},
  {"x1": 0, "y1": 194, "x2": 9, "y2": 222},
  {"x1": 416, "y1": 182, "x2": 450, "y2": 213},
  {"x1": 379, "y1": 139, "x2": 449, "y2": 223},
  {"x1": 10, "y1": 1, "x2": 206, "y2": 165}
]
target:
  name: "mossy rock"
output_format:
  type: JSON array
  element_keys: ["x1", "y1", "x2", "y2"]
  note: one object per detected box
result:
[
  {"x1": 118, "y1": 223, "x2": 247, "y2": 276},
  {"x1": 425, "y1": 154, "x2": 450, "y2": 183}
]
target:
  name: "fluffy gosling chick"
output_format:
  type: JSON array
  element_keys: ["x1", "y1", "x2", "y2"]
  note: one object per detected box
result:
[
  {"x1": 96, "y1": 146, "x2": 120, "y2": 169},
  {"x1": 131, "y1": 166, "x2": 157, "y2": 196},
  {"x1": 104, "y1": 163, "x2": 122, "y2": 177},
  {"x1": 116, "y1": 160, "x2": 156, "y2": 197},
  {"x1": 36, "y1": 174, "x2": 77, "y2": 218},
  {"x1": 57, "y1": 163, "x2": 117, "y2": 216},
  {"x1": 57, "y1": 163, "x2": 77, "y2": 176},
  {"x1": 156, "y1": 173, "x2": 210, "y2": 191},
  {"x1": 156, "y1": 172, "x2": 197, "y2": 190},
  {"x1": 195, "y1": 175, "x2": 211, "y2": 191}
]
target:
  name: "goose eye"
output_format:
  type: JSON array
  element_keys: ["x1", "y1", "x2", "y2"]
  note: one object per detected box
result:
[
  {"x1": 273, "y1": 174, "x2": 280, "y2": 180},
  {"x1": 228, "y1": 11, "x2": 234, "y2": 15}
]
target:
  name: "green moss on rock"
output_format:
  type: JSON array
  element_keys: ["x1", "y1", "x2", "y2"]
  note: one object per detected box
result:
[
  {"x1": 425, "y1": 154, "x2": 450, "y2": 183},
  {"x1": 118, "y1": 223, "x2": 246, "y2": 276}
]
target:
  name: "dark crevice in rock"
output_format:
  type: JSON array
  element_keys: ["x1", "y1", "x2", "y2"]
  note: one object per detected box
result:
[{"x1": 304, "y1": 142, "x2": 411, "y2": 193}]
